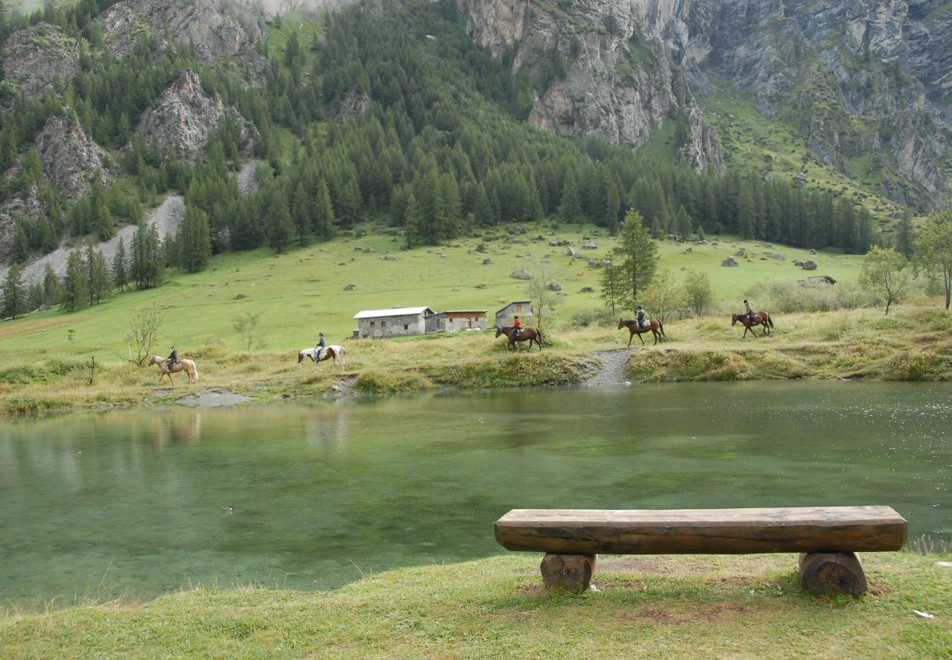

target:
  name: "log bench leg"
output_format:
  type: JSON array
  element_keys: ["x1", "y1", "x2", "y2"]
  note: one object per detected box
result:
[
  {"x1": 798, "y1": 552, "x2": 867, "y2": 597},
  {"x1": 540, "y1": 553, "x2": 597, "y2": 592}
]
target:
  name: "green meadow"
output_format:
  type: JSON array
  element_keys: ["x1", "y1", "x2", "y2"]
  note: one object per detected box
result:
[
  {"x1": 7, "y1": 222, "x2": 952, "y2": 415},
  {"x1": 2, "y1": 223, "x2": 864, "y2": 361}
]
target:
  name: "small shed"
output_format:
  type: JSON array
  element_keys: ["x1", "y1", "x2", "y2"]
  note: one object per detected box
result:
[
  {"x1": 494, "y1": 301, "x2": 533, "y2": 328},
  {"x1": 354, "y1": 306, "x2": 436, "y2": 338},
  {"x1": 438, "y1": 310, "x2": 488, "y2": 332}
]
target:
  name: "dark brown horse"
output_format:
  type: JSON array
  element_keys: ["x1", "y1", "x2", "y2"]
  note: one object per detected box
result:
[
  {"x1": 618, "y1": 318, "x2": 666, "y2": 346},
  {"x1": 495, "y1": 326, "x2": 543, "y2": 351},
  {"x1": 731, "y1": 311, "x2": 774, "y2": 338}
]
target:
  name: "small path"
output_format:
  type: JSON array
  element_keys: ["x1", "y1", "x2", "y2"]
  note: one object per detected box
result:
[{"x1": 584, "y1": 348, "x2": 633, "y2": 386}]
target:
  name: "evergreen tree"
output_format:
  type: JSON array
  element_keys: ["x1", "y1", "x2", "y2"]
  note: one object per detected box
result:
[
  {"x1": 42, "y1": 262, "x2": 61, "y2": 306},
  {"x1": 113, "y1": 236, "x2": 128, "y2": 292},
  {"x1": 605, "y1": 209, "x2": 659, "y2": 313},
  {"x1": 178, "y1": 207, "x2": 212, "y2": 272},
  {"x1": 1, "y1": 262, "x2": 27, "y2": 319},
  {"x1": 267, "y1": 192, "x2": 294, "y2": 252},
  {"x1": 132, "y1": 221, "x2": 164, "y2": 289},
  {"x1": 61, "y1": 251, "x2": 90, "y2": 312}
]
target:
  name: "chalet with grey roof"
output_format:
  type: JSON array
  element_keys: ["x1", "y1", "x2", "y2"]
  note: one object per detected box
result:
[
  {"x1": 354, "y1": 306, "x2": 436, "y2": 338},
  {"x1": 494, "y1": 301, "x2": 533, "y2": 328}
]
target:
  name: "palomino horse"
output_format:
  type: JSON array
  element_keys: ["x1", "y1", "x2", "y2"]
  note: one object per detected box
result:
[
  {"x1": 297, "y1": 345, "x2": 346, "y2": 369},
  {"x1": 495, "y1": 326, "x2": 544, "y2": 351},
  {"x1": 147, "y1": 355, "x2": 198, "y2": 385},
  {"x1": 731, "y1": 311, "x2": 774, "y2": 338},
  {"x1": 618, "y1": 318, "x2": 666, "y2": 346}
]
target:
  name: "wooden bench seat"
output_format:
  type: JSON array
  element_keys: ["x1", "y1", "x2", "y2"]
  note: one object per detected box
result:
[{"x1": 494, "y1": 506, "x2": 907, "y2": 596}]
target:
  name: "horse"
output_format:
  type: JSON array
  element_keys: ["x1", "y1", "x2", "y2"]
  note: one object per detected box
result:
[
  {"x1": 495, "y1": 326, "x2": 544, "y2": 351},
  {"x1": 618, "y1": 318, "x2": 666, "y2": 346},
  {"x1": 731, "y1": 311, "x2": 774, "y2": 338},
  {"x1": 147, "y1": 355, "x2": 198, "y2": 385},
  {"x1": 297, "y1": 345, "x2": 346, "y2": 369}
]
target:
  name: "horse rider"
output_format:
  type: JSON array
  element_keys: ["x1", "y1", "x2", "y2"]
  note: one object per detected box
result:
[
  {"x1": 512, "y1": 315, "x2": 523, "y2": 336},
  {"x1": 315, "y1": 332, "x2": 326, "y2": 360},
  {"x1": 636, "y1": 305, "x2": 647, "y2": 328},
  {"x1": 167, "y1": 346, "x2": 178, "y2": 369},
  {"x1": 744, "y1": 299, "x2": 754, "y2": 321}
]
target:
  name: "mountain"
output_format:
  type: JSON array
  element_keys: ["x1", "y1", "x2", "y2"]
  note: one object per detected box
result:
[
  {"x1": 0, "y1": 0, "x2": 949, "y2": 297},
  {"x1": 459, "y1": 0, "x2": 951, "y2": 210}
]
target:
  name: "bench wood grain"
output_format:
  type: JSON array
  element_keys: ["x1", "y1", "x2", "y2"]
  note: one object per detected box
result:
[{"x1": 494, "y1": 506, "x2": 908, "y2": 596}]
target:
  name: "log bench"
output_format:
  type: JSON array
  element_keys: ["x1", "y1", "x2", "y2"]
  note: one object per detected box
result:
[{"x1": 494, "y1": 506, "x2": 907, "y2": 596}]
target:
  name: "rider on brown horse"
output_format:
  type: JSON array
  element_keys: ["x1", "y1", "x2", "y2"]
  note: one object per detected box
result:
[
  {"x1": 744, "y1": 299, "x2": 754, "y2": 321},
  {"x1": 637, "y1": 305, "x2": 647, "y2": 328},
  {"x1": 513, "y1": 316, "x2": 523, "y2": 336}
]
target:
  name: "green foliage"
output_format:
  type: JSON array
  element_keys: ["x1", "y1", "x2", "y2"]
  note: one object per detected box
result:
[{"x1": 859, "y1": 245, "x2": 910, "y2": 314}]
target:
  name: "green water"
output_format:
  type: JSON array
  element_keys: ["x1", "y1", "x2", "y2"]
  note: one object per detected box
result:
[{"x1": 1, "y1": 381, "x2": 949, "y2": 608}]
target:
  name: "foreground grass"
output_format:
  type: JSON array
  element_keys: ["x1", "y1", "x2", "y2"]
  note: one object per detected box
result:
[
  {"x1": 2, "y1": 304, "x2": 951, "y2": 415},
  {"x1": 1, "y1": 552, "x2": 950, "y2": 658}
]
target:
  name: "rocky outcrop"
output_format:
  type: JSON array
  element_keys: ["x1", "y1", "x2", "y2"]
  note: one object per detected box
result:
[
  {"x1": 99, "y1": 0, "x2": 267, "y2": 63},
  {"x1": 133, "y1": 69, "x2": 257, "y2": 162},
  {"x1": 463, "y1": 0, "x2": 724, "y2": 174},
  {"x1": 0, "y1": 23, "x2": 81, "y2": 100},
  {"x1": 458, "y1": 0, "x2": 952, "y2": 207},
  {"x1": 35, "y1": 112, "x2": 109, "y2": 203}
]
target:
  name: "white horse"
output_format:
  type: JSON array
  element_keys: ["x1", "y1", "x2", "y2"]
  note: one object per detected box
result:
[
  {"x1": 147, "y1": 355, "x2": 199, "y2": 385},
  {"x1": 297, "y1": 345, "x2": 346, "y2": 369}
]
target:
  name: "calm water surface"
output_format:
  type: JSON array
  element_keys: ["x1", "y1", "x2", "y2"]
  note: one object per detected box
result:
[{"x1": 1, "y1": 381, "x2": 949, "y2": 608}]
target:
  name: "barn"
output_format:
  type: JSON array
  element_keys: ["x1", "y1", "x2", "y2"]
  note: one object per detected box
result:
[
  {"x1": 354, "y1": 306, "x2": 436, "y2": 338},
  {"x1": 494, "y1": 301, "x2": 533, "y2": 328}
]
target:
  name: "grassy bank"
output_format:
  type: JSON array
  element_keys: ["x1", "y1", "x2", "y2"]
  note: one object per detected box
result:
[
  {"x1": 2, "y1": 304, "x2": 952, "y2": 415},
  {"x1": 1, "y1": 552, "x2": 950, "y2": 658}
]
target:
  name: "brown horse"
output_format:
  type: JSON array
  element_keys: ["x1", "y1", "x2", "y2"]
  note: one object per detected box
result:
[
  {"x1": 495, "y1": 326, "x2": 543, "y2": 351},
  {"x1": 147, "y1": 355, "x2": 198, "y2": 385},
  {"x1": 731, "y1": 311, "x2": 774, "y2": 338},
  {"x1": 618, "y1": 318, "x2": 665, "y2": 346},
  {"x1": 297, "y1": 345, "x2": 346, "y2": 369}
]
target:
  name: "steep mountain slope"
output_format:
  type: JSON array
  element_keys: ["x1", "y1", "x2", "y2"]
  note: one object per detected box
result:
[{"x1": 459, "y1": 0, "x2": 951, "y2": 209}]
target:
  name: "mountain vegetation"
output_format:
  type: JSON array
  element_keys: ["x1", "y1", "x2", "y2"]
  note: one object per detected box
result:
[{"x1": 2, "y1": 0, "x2": 934, "y2": 321}]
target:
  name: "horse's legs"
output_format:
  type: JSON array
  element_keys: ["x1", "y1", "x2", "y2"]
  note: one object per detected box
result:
[
  {"x1": 637, "y1": 332, "x2": 646, "y2": 345},
  {"x1": 626, "y1": 333, "x2": 633, "y2": 348}
]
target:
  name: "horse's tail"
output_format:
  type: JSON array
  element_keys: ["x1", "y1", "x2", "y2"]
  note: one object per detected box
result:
[
  {"x1": 767, "y1": 315, "x2": 774, "y2": 327},
  {"x1": 658, "y1": 320, "x2": 666, "y2": 336}
]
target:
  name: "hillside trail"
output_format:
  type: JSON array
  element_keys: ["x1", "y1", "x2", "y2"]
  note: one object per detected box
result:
[{"x1": 1, "y1": 162, "x2": 259, "y2": 287}]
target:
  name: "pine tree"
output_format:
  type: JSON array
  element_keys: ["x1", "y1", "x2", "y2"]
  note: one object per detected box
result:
[
  {"x1": 178, "y1": 207, "x2": 212, "y2": 273},
  {"x1": 113, "y1": 236, "x2": 128, "y2": 292},
  {"x1": 1, "y1": 262, "x2": 27, "y2": 319},
  {"x1": 61, "y1": 251, "x2": 90, "y2": 312}
]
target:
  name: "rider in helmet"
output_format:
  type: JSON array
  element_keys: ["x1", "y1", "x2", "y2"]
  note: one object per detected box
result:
[
  {"x1": 315, "y1": 332, "x2": 326, "y2": 360},
  {"x1": 512, "y1": 315, "x2": 523, "y2": 336},
  {"x1": 744, "y1": 299, "x2": 754, "y2": 321},
  {"x1": 168, "y1": 346, "x2": 178, "y2": 368},
  {"x1": 636, "y1": 305, "x2": 646, "y2": 328}
]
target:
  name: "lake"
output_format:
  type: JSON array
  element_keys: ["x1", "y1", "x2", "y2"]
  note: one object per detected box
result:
[{"x1": 1, "y1": 381, "x2": 949, "y2": 609}]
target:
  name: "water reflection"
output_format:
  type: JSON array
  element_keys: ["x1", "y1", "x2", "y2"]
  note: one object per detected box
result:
[{"x1": 0, "y1": 381, "x2": 949, "y2": 610}]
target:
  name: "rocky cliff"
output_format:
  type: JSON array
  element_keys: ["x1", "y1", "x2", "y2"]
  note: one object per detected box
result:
[
  {"x1": 0, "y1": 0, "x2": 267, "y2": 264},
  {"x1": 458, "y1": 0, "x2": 952, "y2": 208}
]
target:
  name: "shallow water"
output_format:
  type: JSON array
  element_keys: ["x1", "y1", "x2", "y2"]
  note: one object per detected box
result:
[{"x1": 1, "y1": 381, "x2": 949, "y2": 608}]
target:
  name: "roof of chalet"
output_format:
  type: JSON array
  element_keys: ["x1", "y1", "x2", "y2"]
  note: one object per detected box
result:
[
  {"x1": 354, "y1": 306, "x2": 436, "y2": 319},
  {"x1": 495, "y1": 301, "x2": 532, "y2": 316}
]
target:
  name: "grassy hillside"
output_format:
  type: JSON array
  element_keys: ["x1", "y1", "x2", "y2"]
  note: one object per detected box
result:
[
  {"x1": 0, "y1": 223, "x2": 865, "y2": 361},
  {"x1": 7, "y1": 224, "x2": 952, "y2": 415}
]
